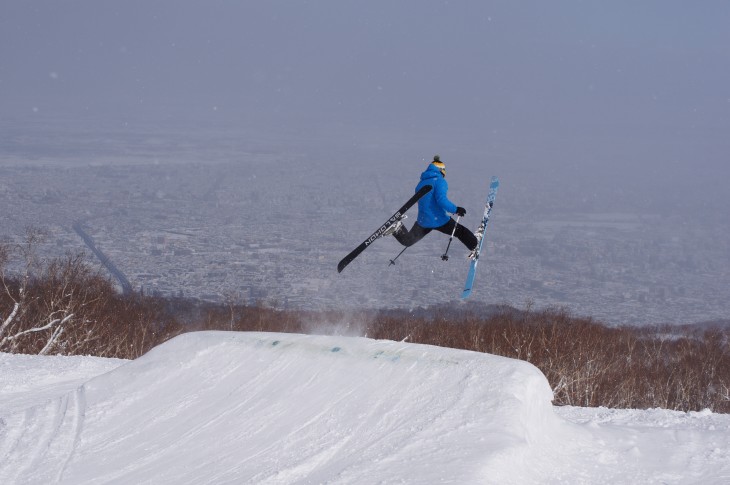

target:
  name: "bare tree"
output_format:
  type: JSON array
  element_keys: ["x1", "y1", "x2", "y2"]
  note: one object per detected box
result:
[
  {"x1": 0, "y1": 228, "x2": 50, "y2": 353},
  {"x1": 0, "y1": 228, "x2": 111, "y2": 355}
]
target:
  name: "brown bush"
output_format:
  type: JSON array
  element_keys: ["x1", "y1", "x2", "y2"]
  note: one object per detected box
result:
[{"x1": 0, "y1": 231, "x2": 182, "y2": 359}]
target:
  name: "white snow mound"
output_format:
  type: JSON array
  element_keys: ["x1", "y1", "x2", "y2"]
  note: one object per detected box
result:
[{"x1": 1, "y1": 331, "x2": 566, "y2": 484}]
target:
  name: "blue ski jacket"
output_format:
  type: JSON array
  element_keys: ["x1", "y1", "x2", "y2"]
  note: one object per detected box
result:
[{"x1": 415, "y1": 164, "x2": 458, "y2": 228}]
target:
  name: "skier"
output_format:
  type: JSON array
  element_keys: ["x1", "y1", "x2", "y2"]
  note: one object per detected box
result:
[{"x1": 384, "y1": 155, "x2": 478, "y2": 258}]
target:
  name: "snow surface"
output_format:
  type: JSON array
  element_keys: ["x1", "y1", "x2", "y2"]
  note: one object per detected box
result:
[{"x1": 1, "y1": 332, "x2": 729, "y2": 484}]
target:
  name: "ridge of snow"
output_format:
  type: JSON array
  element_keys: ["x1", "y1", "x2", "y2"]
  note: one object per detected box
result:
[
  {"x1": 1, "y1": 332, "x2": 560, "y2": 483},
  {"x1": 1, "y1": 331, "x2": 729, "y2": 484}
]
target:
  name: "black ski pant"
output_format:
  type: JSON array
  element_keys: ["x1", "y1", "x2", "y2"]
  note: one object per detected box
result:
[{"x1": 394, "y1": 218, "x2": 478, "y2": 251}]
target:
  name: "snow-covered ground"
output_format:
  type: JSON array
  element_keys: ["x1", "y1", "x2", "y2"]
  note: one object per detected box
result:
[{"x1": 1, "y1": 332, "x2": 728, "y2": 484}]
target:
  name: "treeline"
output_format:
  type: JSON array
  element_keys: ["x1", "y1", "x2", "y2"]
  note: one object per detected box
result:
[{"x1": 1, "y1": 234, "x2": 728, "y2": 412}]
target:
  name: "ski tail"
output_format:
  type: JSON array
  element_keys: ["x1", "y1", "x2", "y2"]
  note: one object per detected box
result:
[{"x1": 338, "y1": 184, "x2": 432, "y2": 273}]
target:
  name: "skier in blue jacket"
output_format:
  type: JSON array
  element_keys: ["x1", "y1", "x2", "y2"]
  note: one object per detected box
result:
[{"x1": 385, "y1": 156, "x2": 478, "y2": 257}]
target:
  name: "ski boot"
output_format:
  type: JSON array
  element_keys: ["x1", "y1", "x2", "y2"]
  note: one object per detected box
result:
[
  {"x1": 468, "y1": 223, "x2": 485, "y2": 260},
  {"x1": 473, "y1": 221, "x2": 486, "y2": 240},
  {"x1": 382, "y1": 215, "x2": 406, "y2": 237}
]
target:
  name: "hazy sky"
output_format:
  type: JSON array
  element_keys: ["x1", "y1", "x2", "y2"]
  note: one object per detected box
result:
[{"x1": 2, "y1": 1, "x2": 729, "y2": 209}]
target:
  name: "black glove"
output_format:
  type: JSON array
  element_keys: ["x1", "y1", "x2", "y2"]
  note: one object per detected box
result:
[{"x1": 455, "y1": 207, "x2": 466, "y2": 217}]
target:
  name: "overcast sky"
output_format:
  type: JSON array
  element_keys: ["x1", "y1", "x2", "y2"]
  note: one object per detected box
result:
[{"x1": 2, "y1": 1, "x2": 729, "y2": 209}]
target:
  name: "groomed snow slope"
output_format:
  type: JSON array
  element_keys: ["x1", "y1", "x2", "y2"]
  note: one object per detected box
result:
[
  {"x1": 0, "y1": 332, "x2": 563, "y2": 484},
  {"x1": 1, "y1": 331, "x2": 729, "y2": 484}
]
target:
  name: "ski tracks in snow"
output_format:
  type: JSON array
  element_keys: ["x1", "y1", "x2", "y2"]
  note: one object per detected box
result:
[{"x1": 0, "y1": 385, "x2": 86, "y2": 484}]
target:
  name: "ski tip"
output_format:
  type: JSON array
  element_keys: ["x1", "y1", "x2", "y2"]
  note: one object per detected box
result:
[{"x1": 461, "y1": 288, "x2": 472, "y2": 299}]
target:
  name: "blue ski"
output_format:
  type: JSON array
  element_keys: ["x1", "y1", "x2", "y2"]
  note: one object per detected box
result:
[{"x1": 461, "y1": 176, "x2": 500, "y2": 299}]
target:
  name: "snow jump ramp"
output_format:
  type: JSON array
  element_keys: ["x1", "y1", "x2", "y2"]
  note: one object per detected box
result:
[{"x1": 0, "y1": 331, "x2": 567, "y2": 484}]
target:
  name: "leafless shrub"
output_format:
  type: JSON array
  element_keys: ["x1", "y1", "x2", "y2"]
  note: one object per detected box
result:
[{"x1": 0, "y1": 230, "x2": 181, "y2": 359}]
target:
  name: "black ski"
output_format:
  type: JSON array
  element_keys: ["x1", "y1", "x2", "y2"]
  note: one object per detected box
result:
[{"x1": 337, "y1": 184, "x2": 432, "y2": 273}]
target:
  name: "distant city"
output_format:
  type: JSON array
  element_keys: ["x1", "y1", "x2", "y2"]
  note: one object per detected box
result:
[{"x1": 2, "y1": 122, "x2": 728, "y2": 326}]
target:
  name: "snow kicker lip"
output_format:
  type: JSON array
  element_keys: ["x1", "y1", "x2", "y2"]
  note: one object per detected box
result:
[{"x1": 0, "y1": 331, "x2": 561, "y2": 484}]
